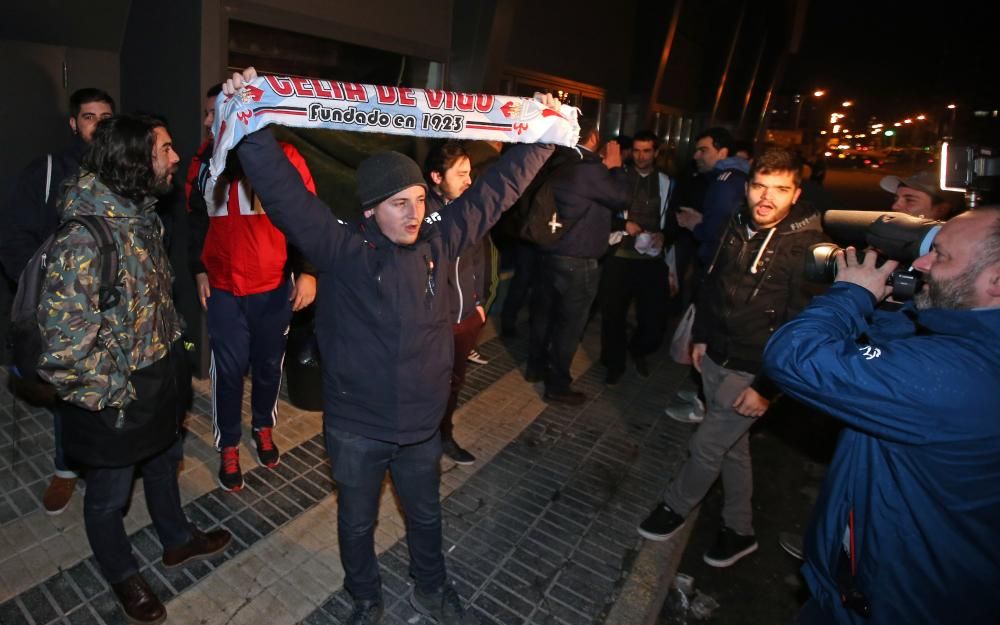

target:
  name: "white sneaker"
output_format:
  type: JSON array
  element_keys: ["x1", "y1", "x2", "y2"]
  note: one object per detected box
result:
[
  {"x1": 677, "y1": 388, "x2": 700, "y2": 403},
  {"x1": 467, "y1": 348, "x2": 489, "y2": 365},
  {"x1": 664, "y1": 394, "x2": 705, "y2": 423}
]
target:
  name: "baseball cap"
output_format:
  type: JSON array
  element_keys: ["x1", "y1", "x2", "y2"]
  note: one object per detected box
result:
[{"x1": 879, "y1": 170, "x2": 941, "y2": 198}]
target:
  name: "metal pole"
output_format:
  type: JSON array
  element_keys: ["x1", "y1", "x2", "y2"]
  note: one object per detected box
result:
[
  {"x1": 754, "y1": 0, "x2": 808, "y2": 145},
  {"x1": 709, "y1": 0, "x2": 747, "y2": 126},
  {"x1": 754, "y1": 53, "x2": 786, "y2": 146},
  {"x1": 737, "y1": 33, "x2": 767, "y2": 136},
  {"x1": 647, "y1": 0, "x2": 684, "y2": 126}
]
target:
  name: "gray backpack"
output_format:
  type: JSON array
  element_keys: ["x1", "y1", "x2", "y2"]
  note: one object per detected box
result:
[{"x1": 7, "y1": 214, "x2": 120, "y2": 402}]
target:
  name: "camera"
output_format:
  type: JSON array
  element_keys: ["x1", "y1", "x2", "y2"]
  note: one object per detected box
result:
[
  {"x1": 805, "y1": 211, "x2": 942, "y2": 300},
  {"x1": 939, "y1": 142, "x2": 1000, "y2": 207}
]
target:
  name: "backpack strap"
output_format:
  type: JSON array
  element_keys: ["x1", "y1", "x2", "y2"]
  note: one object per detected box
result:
[
  {"x1": 44, "y1": 154, "x2": 53, "y2": 204},
  {"x1": 65, "y1": 215, "x2": 121, "y2": 311}
]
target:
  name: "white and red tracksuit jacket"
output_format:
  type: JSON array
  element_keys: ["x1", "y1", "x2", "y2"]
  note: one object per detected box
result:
[{"x1": 188, "y1": 140, "x2": 316, "y2": 295}]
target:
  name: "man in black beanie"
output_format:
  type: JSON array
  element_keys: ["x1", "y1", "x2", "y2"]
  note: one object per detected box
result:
[{"x1": 223, "y1": 68, "x2": 555, "y2": 625}]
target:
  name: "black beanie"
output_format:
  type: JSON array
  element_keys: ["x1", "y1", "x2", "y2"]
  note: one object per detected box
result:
[{"x1": 356, "y1": 151, "x2": 427, "y2": 208}]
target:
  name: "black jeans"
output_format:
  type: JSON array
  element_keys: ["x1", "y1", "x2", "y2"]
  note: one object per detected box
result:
[
  {"x1": 325, "y1": 425, "x2": 445, "y2": 601},
  {"x1": 599, "y1": 254, "x2": 670, "y2": 373},
  {"x1": 528, "y1": 254, "x2": 601, "y2": 392},
  {"x1": 83, "y1": 437, "x2": 192, "y2": 584},
  {"x1": 500, "y1": 241, "x2": 539, "y2": 332}
]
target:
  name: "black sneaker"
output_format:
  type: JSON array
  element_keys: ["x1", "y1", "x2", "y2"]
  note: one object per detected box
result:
[
  {"x1": 442, "y1": 439, "x2": 476, "y2": 465},
  {"x1": 524, "y1": 367, "x2": 544, "y2": 383},
  {"x1": 634, "y1": 356, "x2": 651, "y2": 378},
  {"x1": 348, "y1": 598, "x2": 383, "y2": 625},
  {"x1": 411, "y1": 582, "x2": 477, "y2": 625},
  {"x1": 778, "y1": 531, "x2": 804, "y2": 561},
  {"x1": 703, "y1": 526, "x2": 759, "y2": 567},
  {"x1": 252, "y1": 427, "x2": 280, "y2": 468},
  {"x1": 218, "y1": 446, "x2": 244, "y2": 492},
  {"x1": 637, "y1": 503, "x2": 685, "y2": 541},
  {"x1": 606, "y1": 369, "x2": 624, "y2": 386}
]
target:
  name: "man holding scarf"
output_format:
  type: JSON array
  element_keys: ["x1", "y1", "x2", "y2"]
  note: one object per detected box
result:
[{"x1": 222, "y1": 68, "x2": 555, "y2": 625}]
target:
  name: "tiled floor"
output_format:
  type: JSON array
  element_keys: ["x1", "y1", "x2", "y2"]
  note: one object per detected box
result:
[{"x1": 0, "y1": 321, "x2": 695, "y2": 625}]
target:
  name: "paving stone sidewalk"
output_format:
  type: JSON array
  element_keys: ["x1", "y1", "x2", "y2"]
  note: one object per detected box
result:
[{"x1": 0, "y1": 320, "x2": 697, "y2": 625}]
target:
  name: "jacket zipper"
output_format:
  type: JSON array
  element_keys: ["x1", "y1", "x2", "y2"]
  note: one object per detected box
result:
[{"x1": 454, "y1": 256, "x2": 463, "y2": 323}]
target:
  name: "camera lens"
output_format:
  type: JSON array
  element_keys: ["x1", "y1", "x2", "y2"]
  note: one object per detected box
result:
[{"x1": 805, "y1": 243, "x2": 841, "y2": 282}]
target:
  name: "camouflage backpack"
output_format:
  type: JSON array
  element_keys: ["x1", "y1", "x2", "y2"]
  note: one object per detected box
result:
[{"x1": 7, "y1": 215, "x2": 121, "y2": 403}]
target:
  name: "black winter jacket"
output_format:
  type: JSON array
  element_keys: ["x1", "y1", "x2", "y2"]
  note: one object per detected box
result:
[
  {"x1": 236, "y1": 130, "x2": 552, "y2": 443},
  {"x1": 540, "y1": 146, "x2": 630, "y2": 258},
  {"x1": 429, "y1": 190, "x2": 496, "y2": 324},
  {"x1": 691, "y1": 202, "x2": 828, "y2": 396},
  {"x1": 0, "y1": 138, "x2": 86, "y2": 281}
]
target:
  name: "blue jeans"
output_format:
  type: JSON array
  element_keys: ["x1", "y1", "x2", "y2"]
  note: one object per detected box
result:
[
  {"x1": 501, "y1": 241, "x2": 540, "y2": 332},
  {"x1": 83, "y1": 438, "x2": 192, "y2": 584},
  {"x1": 325, "y1": 425, "x2": 445, "y2": 601},
  {"x1": 528, "y1": 255, "x2": 601, "y2": 392}
]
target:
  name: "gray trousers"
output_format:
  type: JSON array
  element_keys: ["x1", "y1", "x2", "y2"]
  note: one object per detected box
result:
[{"x1": 662, "y1": 354, "x2": 756, "y2": 535}]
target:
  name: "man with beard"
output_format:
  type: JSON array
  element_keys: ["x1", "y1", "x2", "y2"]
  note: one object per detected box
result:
[
  {"x1": 638, "y1": 148, "x2": 829, "y2": 568},
  {"x1": 763, "y1": 208, "x2": 1000, "y2": 625},
  {"x1": 1, "y1": 87, "x2": 114, "y2": 515},
  {"x1": 600, "y1": 129, "x2": 672, "y2": 384},
  {"x1": 37, "y1": 115, "x2": 231, "y2": 625},
  {"x1": 425, "y1": 141, "x2": 491, "y2": 464}
]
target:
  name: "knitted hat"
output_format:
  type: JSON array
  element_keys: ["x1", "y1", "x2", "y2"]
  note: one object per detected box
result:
[{"x1": 356, "y1": 151, "x2": 427, "y2": 208}]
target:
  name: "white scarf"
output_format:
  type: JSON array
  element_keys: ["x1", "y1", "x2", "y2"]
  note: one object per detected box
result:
[{"x1": 210, "y1": 75, "x2": 580, "y2": 179}]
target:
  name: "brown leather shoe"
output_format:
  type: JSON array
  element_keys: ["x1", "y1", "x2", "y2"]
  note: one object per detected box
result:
[
  {"x1": 111, "y1": 573, "x2": 166, "y2": 625},
  {"x1": 161, "y1": 528, "x2": 232, "y2": 568},
  {"x1": 42, "y1": 475, "x2": 77, "y2": 516}
]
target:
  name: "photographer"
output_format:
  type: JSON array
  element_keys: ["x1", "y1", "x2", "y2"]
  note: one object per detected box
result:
[{"x1": 763, "y1": 208, "x2": 1000, "y2": 625}]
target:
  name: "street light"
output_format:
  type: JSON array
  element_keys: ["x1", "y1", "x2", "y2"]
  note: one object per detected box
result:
[
  {"x1": 842, "y1": 100, "x2": 854, "y2": 107},
  {"x1": 795, "y1": 89, "x2": 829, "y2": 130},
  {"x1": 945, "y1": 104, "x2": 958, "y2": 139}
]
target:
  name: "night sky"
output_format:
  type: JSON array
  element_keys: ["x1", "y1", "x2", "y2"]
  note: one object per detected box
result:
[{"x1": 794, "y1": 0, "x2": 995, "y2": 125}]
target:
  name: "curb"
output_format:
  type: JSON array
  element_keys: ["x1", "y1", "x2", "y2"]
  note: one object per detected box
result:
[{"x1": 603, "y1": 507, "x2": 701, "y2": 625}]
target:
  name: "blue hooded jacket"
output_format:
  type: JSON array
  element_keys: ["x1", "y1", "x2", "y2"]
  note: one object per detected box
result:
[
  {"x1": 693, "y1": 156, "x2": 750, "y2": 265},
  {"x1": 763, "y1": 283, "x2": 1000, "y2": 625}
]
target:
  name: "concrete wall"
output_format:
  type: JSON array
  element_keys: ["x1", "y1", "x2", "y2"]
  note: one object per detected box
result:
[
  {"x1": 0, "y1": 40, "x2": 121, "y2": 204},
  {"x1": 502, "y1": 0, "x2": 637, "y2": 100}
]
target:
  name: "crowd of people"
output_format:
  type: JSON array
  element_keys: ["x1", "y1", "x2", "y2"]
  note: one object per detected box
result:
[{"x1": 1, "y1": 66, "x2": 997, "y2": 625}]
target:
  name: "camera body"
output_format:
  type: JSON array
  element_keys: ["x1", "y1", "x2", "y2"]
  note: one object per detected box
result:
[
  {"x1": 940, "y1": 142, "x2": 1000, "y2": 206},
  {"x1": 805, "y1": 211, "x2": 942, "y2": 300}
]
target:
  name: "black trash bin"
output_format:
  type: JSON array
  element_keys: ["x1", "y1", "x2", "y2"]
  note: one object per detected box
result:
[{"x1": 285, "y1": 315, "x2": 323, "y2": 412}]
